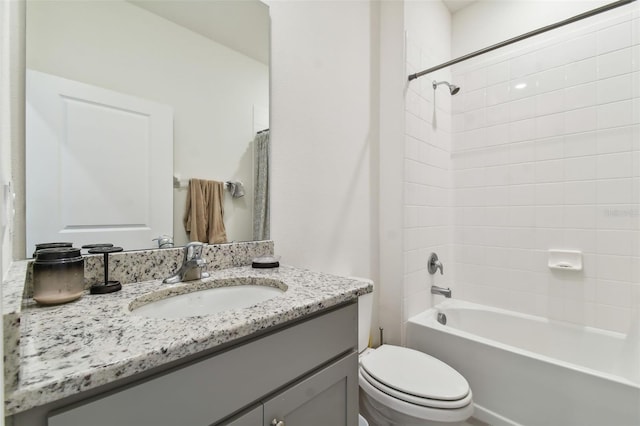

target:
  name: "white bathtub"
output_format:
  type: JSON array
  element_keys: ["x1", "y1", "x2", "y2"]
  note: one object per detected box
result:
[{"x1": 406, "y1": 300, "x2": 640, "y2": 426}]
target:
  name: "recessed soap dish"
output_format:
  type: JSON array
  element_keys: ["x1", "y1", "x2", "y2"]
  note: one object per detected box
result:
[{"x1": 548, "y1": 250, "x2": 582, "y2": 271}]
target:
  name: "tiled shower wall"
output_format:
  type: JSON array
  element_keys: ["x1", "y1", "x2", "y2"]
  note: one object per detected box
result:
[
  {"x1": 450, "y1": 7, "x2": 640, "y2": 333},
  {"x1": 403, "y1": 3, "x2": 453, "y2": 328}
]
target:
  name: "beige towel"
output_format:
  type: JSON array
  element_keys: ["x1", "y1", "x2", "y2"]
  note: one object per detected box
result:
[{"x1": 183, "y1": 179, "x2": 227, "y2": 244}]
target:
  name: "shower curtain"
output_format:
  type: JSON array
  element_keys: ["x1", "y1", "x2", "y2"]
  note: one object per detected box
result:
[{"x1": 253, "y1": 130, "x2": 270, "y2": 240}]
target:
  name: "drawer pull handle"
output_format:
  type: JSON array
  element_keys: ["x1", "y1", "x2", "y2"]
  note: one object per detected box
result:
[{"x1": 271, "y1": 419, "x2": 285, "y2": 426}]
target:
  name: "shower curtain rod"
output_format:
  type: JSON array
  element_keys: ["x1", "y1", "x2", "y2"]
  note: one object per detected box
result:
[{"x1": 408, "y1": 0, "x2": 637, "y2": 82}]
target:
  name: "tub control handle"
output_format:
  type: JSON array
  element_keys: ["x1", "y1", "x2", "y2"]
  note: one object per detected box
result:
[
  {"x1": 271, "y1": 419, "x2": 285, "y2": 426},
  {"x1": 428, "y1": 252, "x2": 444, "y2": 275}
]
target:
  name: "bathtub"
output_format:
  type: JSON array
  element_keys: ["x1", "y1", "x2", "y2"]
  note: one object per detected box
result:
[{"x1": 406, "y1": 300, "x2": 640, "y2": 426}]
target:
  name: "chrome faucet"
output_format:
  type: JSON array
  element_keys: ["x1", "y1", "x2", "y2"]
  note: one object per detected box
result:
[
  {"x1": 163, "y1": 242, "x2": 209, "y2": 284},
  {"x1": 431, "y1": 285, "x2": 452, "y2": 298}
]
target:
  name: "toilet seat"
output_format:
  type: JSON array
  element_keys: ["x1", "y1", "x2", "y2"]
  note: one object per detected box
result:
[{"x1": 359, "y1": 345, "x2": 471, "y2": 409}]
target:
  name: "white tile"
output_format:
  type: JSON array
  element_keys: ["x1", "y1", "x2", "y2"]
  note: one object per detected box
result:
[
  {"x1": 535, "y1": 227, "x2": 564, "y2": 250},
  {"x1": 536, "y1": 114, "x2": 564, "y2": 139},
  {"x1": 464, "y1": 88, "x2": 486, "y2": 112},
  {"x1": 509, "y1": 183, "x2": 535, "y2": 206},
  {"x1": 565, "y1": 107, "x2": 598, "y2": 135},
  {"x1": 509, "y1": 162, "x2": 536, "y2": 185},
  {"x1": 536, "y1": 43, "x2": 568, "y2": 71},
  {"x1": 597, "y1": 178, "x2": 634, "y2": 204},
  {"x1": 464, "y1": 68, "x2": 487, "y2": 92},
  {"x1": 485, "y1": 124, "x2": 509, "y2": 146},
  {"x1": 597, "y1": 74, "x2": 634, "y2": 105},
  {"x1": 486, "y1": 82, "x2": 511, "y2": 106},
  {"x1": 564, "y1": 205, "x2": 597, "y2": 229},
  {"x1": 536, "y1": 90, "x2": 565, "y2": 116},
  {"x1": 536, "y1": 206, "x2": 564, "y2": 228},
  {"x1": 564, "y1": 82, "x2": 597, "y2": 111},
  {"x1": 564, "y1": 180, "x2": 597, "y2": 205},
  {"x1": 565, "y1": 156, "x2": 597, "y2": 181},
  {"x1": 510, "y1": 118, "x2": 536, "y2": 142},
  {"x1": 464, "y1": 109, "x2": 486, "y2": 131},
  {"x1": 597, "y1": 125, "x2": 638, "y2": 154},
  {"x1": 565, "y1": 57, "x2": 597, "y2": 87},
  {"x1": 595, "y1": 304, "x2": 632, "y2": 333},
  {"x1": 485, "y1": 103, "x2": 511, "y2": 126},
  {"x1": 483, "y1": 207, "x2": 509, "y2": 227},
  {"x1": 535, "y1": 136, "x2": 564, "y2": 161},
  {"x1": 597, "y1": 254, "x2": 633, "y2": 282},
  {"x1": 597, "y1": 100, "x2": 635, "y2": 130},
  {"x1": 564, "y1": 300, "x2": 596, "y2": 325},
  {"x1": 633, "y1": 44, "x2": 640, "y2": 71},
  {"x1": 486, "y1": 61, "x2": 510, "y2": 86},
  {"x1": 509, "y1": 76, "x2": 537, "y2": 100},
  {"x1": 484, "y1": 165, "x2": 510, "y2": 186},
  {"x1": 509, "y1": 97, "x2": 536, "y2": 122},
  {"x1": 565, "y1": 33, "x2": 597, "y2": 63},
  {"x1": 482, "y1": 145, "x2": 510, "y2": 166},
  {"x1": 597, "y1": 204, "x2": 640, "y2": 230},
  {"x1": 510, "y1": 51, "x2": 537, "y2": 78},
  {"x1": 597, "y1": 152, "x2": 633, "y2": 179},
  {"x1": 597, "y1": 230, "x2": 637, "y2": 256},
  {"x1": 509, "y1": 141, "x2": 535, "y2": 164},
  {"x1": 597, "y1": 47, "x2": 633, "y2": 79},
  {"x1": 563, "y1": 228, "x2": 597, "y2": 253},
  {"x1": 564, "y1": 131, "x2": 597, "y2": 158},
  {"x1": 536, "y1": 67, "x2": 566, "y2": 94},
  {"x1": 509, "y1": 207, "x2": 536, "y2": 228},
  {"x1": 597, "y1": 21, "x2": 633, "y2": 55},
  {"x1": 535, "y1": 182, "x2": 564, "y2": 205},
  {"x1": 508, "y1": 247, "x2": 537, "y2": 270},
  {"x1": 484, "y1": 186, "x2": 509, "y2": 206}
]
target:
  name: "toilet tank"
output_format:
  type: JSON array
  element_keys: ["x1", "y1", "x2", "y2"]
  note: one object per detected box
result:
[{"x1": 351, "y1": 277, "x2": 374, "y2": 353}]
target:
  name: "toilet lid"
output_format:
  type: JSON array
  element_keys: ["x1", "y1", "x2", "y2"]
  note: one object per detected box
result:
[{"x1": 360, "y1": 345, "x2": 469, "y2": 401}]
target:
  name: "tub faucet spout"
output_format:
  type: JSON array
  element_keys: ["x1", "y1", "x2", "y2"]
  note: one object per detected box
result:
[{"x1": 431, "y1": 285, "x2": 451, "y2": 298}]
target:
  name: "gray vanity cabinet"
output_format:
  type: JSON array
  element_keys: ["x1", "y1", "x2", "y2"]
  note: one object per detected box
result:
[
  {"x1": 262, "y1": 352, "x2": 358, "y2": 426},
  {"x1": 224, "y1": 352, "x2": 357, "y2": 426},
  {"x1": 11, "y1": 303, "x2": 358, "y2": 426}
]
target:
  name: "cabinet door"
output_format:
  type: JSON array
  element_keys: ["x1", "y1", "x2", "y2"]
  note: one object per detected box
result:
[
  {"x1": 223, "y1": 405, "x2": 263, "y2": 426},
  {"x1": 263, "y1": 352, "x2": 358, "y2": 426}
]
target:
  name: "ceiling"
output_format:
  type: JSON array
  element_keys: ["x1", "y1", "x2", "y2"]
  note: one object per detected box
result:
[
  {"x1": 442, "y1": 0, "x2": 477, "y2": 14},
  {"x1": 129, "y1": 0, "x2": 270, "y2": 65}
]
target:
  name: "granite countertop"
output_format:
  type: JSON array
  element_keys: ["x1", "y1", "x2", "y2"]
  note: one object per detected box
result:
[{"x1": 5, "y1": 265, "x2": 372, "y2": 416}]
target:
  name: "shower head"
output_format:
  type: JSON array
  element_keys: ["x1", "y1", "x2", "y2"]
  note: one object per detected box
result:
[{"x1": 432, "y1": 80, "x2": 460, "y2": 95}]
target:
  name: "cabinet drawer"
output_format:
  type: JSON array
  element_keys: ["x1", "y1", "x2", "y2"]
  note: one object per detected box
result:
[{"x1": 48, "y1": 303, "x2": 357, "y2": 426}]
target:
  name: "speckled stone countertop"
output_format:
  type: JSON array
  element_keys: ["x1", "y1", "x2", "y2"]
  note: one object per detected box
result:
[{"x1": 5, "y1": 264, "x2": 372, "y2": 416}]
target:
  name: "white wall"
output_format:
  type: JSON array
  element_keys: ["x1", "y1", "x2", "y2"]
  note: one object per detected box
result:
[
  {"x1": 453, "y1": 0, "x2": 611, "y2": 57},
  {"x1": 450, "y1": 0, "x2": 640, "y2": 333},
  {"x1": 402, "y1": 0, "x2": 453, "y2": 339},
  {"x1": 26, "y1": 0, "x2": 268, "y2": 248},
  {"x1": 269, "y1": 1, "x2": 376, "y2": 281}
]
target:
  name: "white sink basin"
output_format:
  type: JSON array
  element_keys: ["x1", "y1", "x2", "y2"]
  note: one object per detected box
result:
[{"x1": 130, "y1": 281, "x2": 286, "y2": 319}]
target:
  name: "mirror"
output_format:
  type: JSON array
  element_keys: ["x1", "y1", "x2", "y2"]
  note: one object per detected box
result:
[{"x1": 24, "y1": 0, "x2": 270, "y2": 256}]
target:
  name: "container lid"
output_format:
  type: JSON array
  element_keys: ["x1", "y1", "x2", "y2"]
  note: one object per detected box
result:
[
  {"x1": 35, "y1": 247, "x2": 82, "y2": 261},
  {"x1": 35, "y1": 242, "x2": 73, "y2": 250},
  {"x1": 360, "y1": 345, "x2": 469, "y2": 401}
]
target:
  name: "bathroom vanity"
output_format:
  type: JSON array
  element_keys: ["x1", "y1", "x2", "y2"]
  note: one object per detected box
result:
[{"x1": 3, "y1": 245, "x2": 371, "y2": 426}]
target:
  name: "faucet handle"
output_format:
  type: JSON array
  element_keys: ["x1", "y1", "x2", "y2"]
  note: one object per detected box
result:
[
  {"x1": 184, "y1": 242, "x2": 205, "y2": 261},
  {"x1": 428, "y1": 252, "x2": 444, "y2": 275}
]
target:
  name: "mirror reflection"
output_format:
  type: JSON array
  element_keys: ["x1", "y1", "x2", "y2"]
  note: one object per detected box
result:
[{"x1": 25, "y1": 0, "x2": 270, "y2": 257}]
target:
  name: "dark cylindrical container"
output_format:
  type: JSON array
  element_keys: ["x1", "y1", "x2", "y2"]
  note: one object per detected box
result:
[
  {"x1": 32, "y1": 242, "x2": 73, "y2": 258},
  {"x1": 33, "y1": 247, "x2": 84, "y2": 305}
]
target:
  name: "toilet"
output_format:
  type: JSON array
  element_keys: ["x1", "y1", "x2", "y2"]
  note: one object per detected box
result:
[{"x1": 356, "y1": 280, "x2": 473, "y2": 426}]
